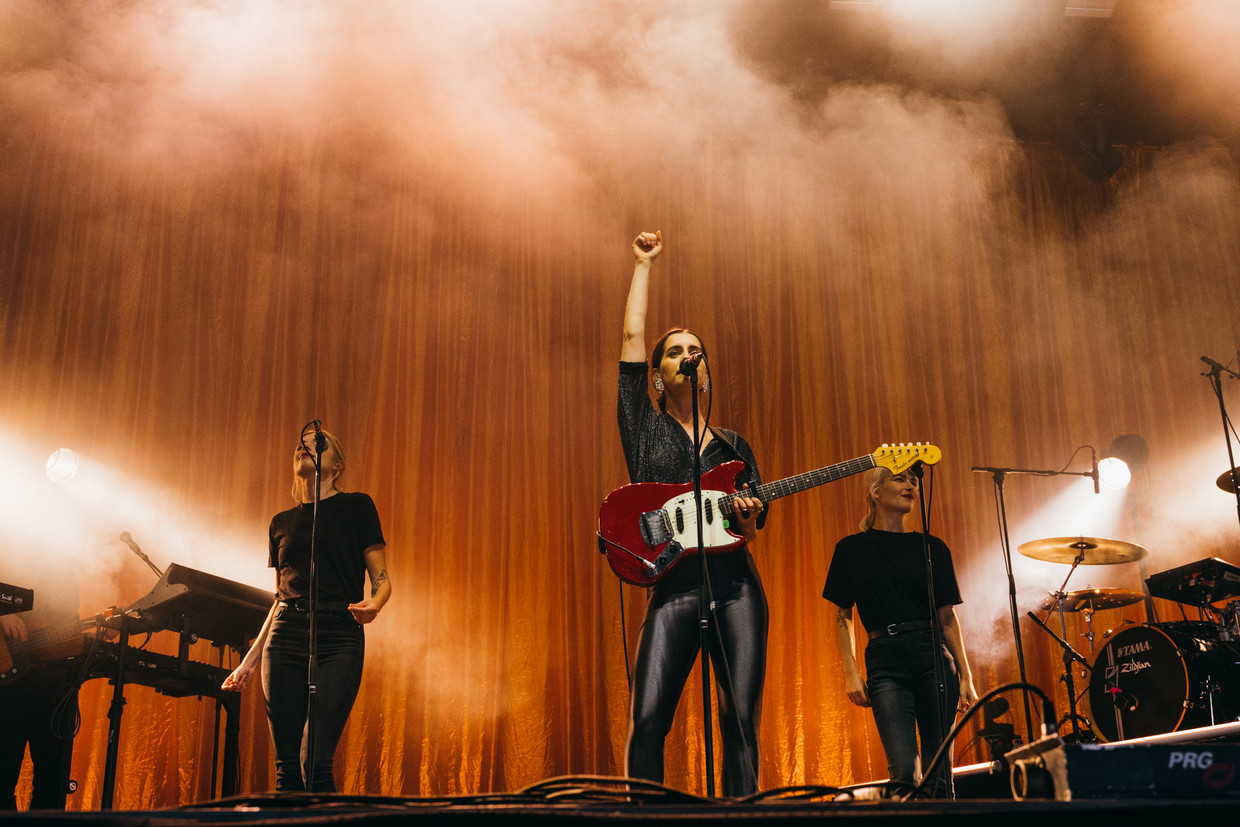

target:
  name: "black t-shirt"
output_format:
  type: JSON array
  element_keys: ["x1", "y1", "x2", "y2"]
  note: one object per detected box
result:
[
  {"x1": 617, "y1": 360, "x2": 766, "y2": 591},
  {"x1": 822, "y1": 530, "x2": 961, "y2": 632},
  {"x1": 269, "y1": 492, "x2": 385, "y2": 604}
]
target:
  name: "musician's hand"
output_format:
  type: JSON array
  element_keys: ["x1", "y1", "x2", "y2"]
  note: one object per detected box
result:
[
  {"x1": 221, "y1": 660, "x2": 256, "y2": 692},
  {"x1": 845, "y1": 671, "x2": 872, "y2": 708},
  {"x1": 632, "y1": 231, "x2": 663, "y2": 263},
  {"x1": 1, "y1": 614, "x2": 28, "y2": 641},
  {"x1": 732, "y1": 483, "x2": 763, "y2": 543},
  {"x1": 958, "y1": 675, "x2": 978, "y2": 714},
  {"x1": 348, "y1": 598, "x2": 382, "y2": 625}
]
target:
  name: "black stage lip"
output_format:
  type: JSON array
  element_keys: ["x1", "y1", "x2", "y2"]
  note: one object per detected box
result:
[{"x1": 4, "y1": 794, "x2": 1240, "y2": 827}]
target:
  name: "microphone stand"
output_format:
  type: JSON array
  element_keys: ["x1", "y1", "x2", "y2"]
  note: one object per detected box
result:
[
  {"x1": 970, "y1": 460, "x2": 1099, "y2": 744},
  {"x1": 687, "y1": 363, "x2": 717, "y2": 797},
  {"x1": 304, "y1": 424, "x2": 325, "y2": 793},
  {"x1": 1201, "y1": 357, "x2": 1240, "y2": 531},
  {"x1": 912, "y1": 462, "x2": 953, "y2": 798}
]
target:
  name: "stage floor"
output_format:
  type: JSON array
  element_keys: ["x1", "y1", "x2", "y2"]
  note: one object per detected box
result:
[{"x1": 5, "y1": 794, "x2": 1240, "y2": 827}]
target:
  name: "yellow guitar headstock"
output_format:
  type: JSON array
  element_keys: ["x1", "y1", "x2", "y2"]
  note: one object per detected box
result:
[{"x1": 873, "y1": 442, "x2": 942, "y2": 475}]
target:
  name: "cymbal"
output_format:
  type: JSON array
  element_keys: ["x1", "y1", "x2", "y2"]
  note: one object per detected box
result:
[
  {"x1": 1216, "y1": 468, "x2": 1240, "y2": 493},
  {"x1": 1039, "y1": 588, "x2": 1145, "y2": 613},
  {"x1": 1017, "y1": 537, "x2": 1147, "y2": 565}
]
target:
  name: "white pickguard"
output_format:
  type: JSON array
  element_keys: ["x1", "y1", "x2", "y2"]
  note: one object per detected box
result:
[{"x1": 661, "y1": 488, "x2": 739, "y2": 551}]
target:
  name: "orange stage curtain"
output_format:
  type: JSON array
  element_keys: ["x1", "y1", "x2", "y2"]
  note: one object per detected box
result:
[{"x1": 2, "y1": 123, "x2": 1239, "y2": 809}]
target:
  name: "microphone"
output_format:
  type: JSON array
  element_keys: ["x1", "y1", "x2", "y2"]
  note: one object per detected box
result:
[
  {"x1": 119, "y1": 532, "x2": 164, "y2": 578},
  {"x1": 313, "y1": 420, "x2": 327, "y2": 454},
  {"x1": 1091, "y1": 447, "x2": 1100, "y2": 495},
  {"x1": 119, "y1": 531, "x2": 141, "y2": 555},
  {"x1": 1201, "y1": 355, "x2": 1240, "y2": 380},
  {"x1": 678, "y1": 353, "x2": 705, "y2": 376}
]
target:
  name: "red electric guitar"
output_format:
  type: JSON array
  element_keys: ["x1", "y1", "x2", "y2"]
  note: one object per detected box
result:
[{"x1": 597, "y1": 442, "x2": 941, "y2": 586}]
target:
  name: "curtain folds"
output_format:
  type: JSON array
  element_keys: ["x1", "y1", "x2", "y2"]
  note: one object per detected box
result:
[{"x1": 3, "y1": 126, "x2": 1239, "y2": 808}]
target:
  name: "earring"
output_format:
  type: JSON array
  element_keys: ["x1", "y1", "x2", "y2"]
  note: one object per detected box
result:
[
  {"x1": 654, "y1": 377, "x2": 665, "y2": 393},
  {"x1": 700, "y1": 376, "x2": 709, "y2": 392}
]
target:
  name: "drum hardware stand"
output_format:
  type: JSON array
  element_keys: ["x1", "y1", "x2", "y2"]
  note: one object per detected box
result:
[
  {"x1": 1046, "y1": 551, "x2": 1094, "y2": 741},
  {"x1": 1026, "y1": 610, "x2": 1095, "y2": 742},
  {"x1": 1190, "y1": 673, "x2": 1228, "y2": 727}
]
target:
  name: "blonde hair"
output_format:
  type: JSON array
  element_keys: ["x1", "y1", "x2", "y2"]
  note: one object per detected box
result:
[
  {"x1": 292, "y1": 429, "x2": 346, "y2": 503},
  {"x1": 859, "y1": 465, "x2": 893, "y2": 532}
]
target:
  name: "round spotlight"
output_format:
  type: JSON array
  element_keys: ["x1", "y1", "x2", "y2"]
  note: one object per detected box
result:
[
  {"x1": 1097, "y1": 456, "x2": 1131, "y2": 489},
  {"x1": 45, "y1": 448, "x2": 80, "y2": 483}
]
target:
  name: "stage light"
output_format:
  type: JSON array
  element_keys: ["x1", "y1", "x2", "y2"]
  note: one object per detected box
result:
[
  {"x1": 1097, "y1": 456, "x2": 1130, "y2": 489},
  {"x1": 45, "y1": 448, "x2": 80, "y2": 483},
  {"x1": 1098, "y1": 434, "x2": 1148, "y2": 490}
]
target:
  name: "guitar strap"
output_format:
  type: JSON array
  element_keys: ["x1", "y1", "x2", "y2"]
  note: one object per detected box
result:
[{"x1": 709, "y1": 428, "x2": 764, "y2": 502}]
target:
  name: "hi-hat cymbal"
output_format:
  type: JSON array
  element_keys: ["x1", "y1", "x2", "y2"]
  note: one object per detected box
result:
[
  {"x1": 1216, "y1": 468, "x2": 1240, "y2": 494},
  {"x1": 1039, "y1": 588, "x2": 1145, "y2": 613},
  {"x1": 1017, "y1": 537, "x2": 1147, "y2": 565}
]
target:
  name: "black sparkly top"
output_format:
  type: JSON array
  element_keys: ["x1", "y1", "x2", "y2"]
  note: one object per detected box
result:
[{"x1": 617, "y1": 360, "x2": 767, "y2": 592}]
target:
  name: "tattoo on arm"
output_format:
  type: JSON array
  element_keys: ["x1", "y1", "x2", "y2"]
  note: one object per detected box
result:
[{"x1": 371, "y1": 570, "x2": 388, "y2": 597}]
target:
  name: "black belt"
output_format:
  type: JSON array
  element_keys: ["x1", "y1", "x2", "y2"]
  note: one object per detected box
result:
[
  {"x1": 278, "y1": 599, "x2": 351, "y2": 613},
  {"x1": 870, "y1": 620, "x2": 933, "y2": 639}
]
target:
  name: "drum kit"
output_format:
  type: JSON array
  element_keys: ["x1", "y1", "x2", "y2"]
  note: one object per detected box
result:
[{"x1": 1019, "y1": 534, "x2": 1240, "y2": 744}]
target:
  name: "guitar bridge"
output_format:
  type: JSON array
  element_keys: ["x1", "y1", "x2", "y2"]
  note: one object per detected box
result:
[{"x1": 639, "y1": 508, "x2": 672, "y2": 548}]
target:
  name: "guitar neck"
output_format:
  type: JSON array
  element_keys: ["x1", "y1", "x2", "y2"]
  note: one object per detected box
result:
[
  {"x1": 721, "y1": 454, "x2": 878, "y2": 514},
  {"x1": 12, "y1": 620, "x2": 88, "y2": 658}
]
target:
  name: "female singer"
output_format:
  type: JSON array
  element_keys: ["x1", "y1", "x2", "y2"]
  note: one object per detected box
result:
[
  {"x1": 822, "y1": 467, "x2": 977, "y2": 797},
  {"x1": 619, "y1": 230, "x2": 768, "y2": 797},
  {"x1": 223, "y1": 429, "x2": 391, "y2": 792}
]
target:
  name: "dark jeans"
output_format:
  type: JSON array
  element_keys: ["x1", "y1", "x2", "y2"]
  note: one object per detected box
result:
[
  {"x1": 0, "y1": 663, "x2": 79, "y2": 810},
  {"x1": 262, "y1": 606, "x2": 364, "y2": 792},
  {"x1": 626, "y1": 566, "x2": 768, "y2": 797},
  {"x1": 865, "y1": 630, "x2": 958, "y2": 797}
]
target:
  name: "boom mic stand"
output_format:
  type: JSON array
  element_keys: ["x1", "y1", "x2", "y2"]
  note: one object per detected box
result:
[
  {"x1": 1201, "y1": 355, "x2": 1240, "y2": 531},
  {"x1": 971, "y1": 456, "x2": 1100, "y2": 744}
]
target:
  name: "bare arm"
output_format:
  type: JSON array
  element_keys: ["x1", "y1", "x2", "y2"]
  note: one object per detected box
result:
[
  {"x1": 621, "y1": 231, "x2": 662, "y2": 363},
  {"x1": 221, "y1": 598, "x2": 278, "y2": 692},
  {"x1": 938, "y1": 605, "x2": 977, "y2": 712},
  {"x1": 834, "y1": 603, "x2": 870, "y2": 707},
  {"x1": 348, "y1": 544, "x2": 391, "y2": 625}
]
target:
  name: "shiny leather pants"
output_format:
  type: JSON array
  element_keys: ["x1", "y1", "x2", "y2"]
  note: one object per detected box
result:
[{"x1": 626, "y1": 570, "x2": 768, "y2": 797}]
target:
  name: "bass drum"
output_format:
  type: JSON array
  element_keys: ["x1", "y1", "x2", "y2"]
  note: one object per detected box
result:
[{"x1": 1088, "y1": 623, "x2": 1240, "y2": 742}]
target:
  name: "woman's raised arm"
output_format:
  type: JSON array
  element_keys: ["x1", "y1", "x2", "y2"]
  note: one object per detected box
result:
[{"x1": 621, "y1": 231, "x2": 662, "y2": 363}]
